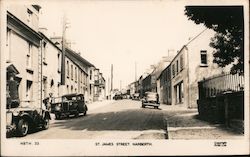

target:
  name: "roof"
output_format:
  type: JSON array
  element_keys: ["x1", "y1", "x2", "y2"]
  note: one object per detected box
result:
[
  {"x1": 66, "y1": 48, "x2": 94, "y2": 67},
  {"x1": 39, "y1": 32, "x2": 62, "y2": 52},
  {"x1": 157, "y1": 63, "x2": 171, "y2": 80}
]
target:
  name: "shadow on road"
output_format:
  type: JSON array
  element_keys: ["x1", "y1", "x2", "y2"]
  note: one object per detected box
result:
[{"x1": 52, "y1": 109, "x2": 165, "y2": 131}]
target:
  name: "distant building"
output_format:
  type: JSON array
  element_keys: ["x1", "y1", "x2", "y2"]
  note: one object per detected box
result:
[{"x1": 93, "y1": 69, "x2": 106, "y2": 101}]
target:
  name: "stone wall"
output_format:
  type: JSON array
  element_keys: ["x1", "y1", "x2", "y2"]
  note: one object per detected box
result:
[{"x1": 197, "y1": 91, "x2": 244, "y2": 132}]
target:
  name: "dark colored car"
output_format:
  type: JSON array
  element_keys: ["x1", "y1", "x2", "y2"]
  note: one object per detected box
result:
[
  {"x1": 6, "y1": 107, "x2": 51, "y2": 137},
  {"x1": 51, "y1": 93, "x2": 88, "y2": 119},
  {"x1": 141, "y1": 92, "x2": 160, "y2": 109},
  {"x1": 132, "y1": 93, "x2": 140, "y2": 100},
  {"x1": 113, "y1": 92, "x2": 123, "y2": 100}
]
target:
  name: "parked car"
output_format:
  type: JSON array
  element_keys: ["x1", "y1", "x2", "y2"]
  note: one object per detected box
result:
[
  {"x1": 51, "y1": 93, "x2": 88, "y2": 119},
  {"x1": 132, "y1": 93, "x2": 140, "y2": 100},
  {"x1": 141, "y1": 92, "x2": 160, "y2": 109},
  {"x1": 6, "y1": 106, "x2": 51, "y2": 137},
  {"x1": 113, "y1": 92, "x2": 123, "y2": 100},
  {"x1": 6, "y1": 64, "x2": 51, "y2": 137}
]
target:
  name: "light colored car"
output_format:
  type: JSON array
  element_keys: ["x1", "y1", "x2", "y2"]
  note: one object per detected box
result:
[{"x1": 141, "y1": 92, "x2": 160, "y2": 109}]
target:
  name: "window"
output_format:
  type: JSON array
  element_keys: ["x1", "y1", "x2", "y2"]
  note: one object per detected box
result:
[
  {"x1": 26, "y1": 43, "x2": 32, "y2": 68},
  {"x1": 176, "y1": 60, "x2": 179, "y2": 74},
  {"x1": 43, "y1": 42, "x2": 47, "y2": 63},
  {"x1": 66, "y1": 61, "x2": 69, "y2": 77},
  {"x1": 71, "y1": 65, "x2": 73, "y2": 80},
  {"x1": 26, "y1": 80, "x2": 32, "y2": 100},
  {"x1": 172, "y1": 64, "x2": 175, "y2": 78},
  {"x1": 180, "y1": 54, "x2": 184, "y2": 71},
  {"x1": 57, "y1": 53, "x2": 61, "y2": 73},
  {"x1": 90, "y1": 85, "x2": 92, "y2": 95},
  {"x1": 75, "y1": 67, "x2": 77, "y2": 82},
  {"x1": 90, "y1": 70, "x2": 92, "y2": 80},
  {"x1": 200, "y1": 50, "x2": 208, "y2": 65},
  {"x1": 43, "y1": 77, "x2": 48, "y2": 98},
  {"x1": 27, "y1": 9, "x2": 33, "y2": 25}
]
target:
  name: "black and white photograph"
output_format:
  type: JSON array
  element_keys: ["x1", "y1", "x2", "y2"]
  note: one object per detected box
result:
[{"x1": 0, "y1": 0, "x2": 249, "y2": 156}]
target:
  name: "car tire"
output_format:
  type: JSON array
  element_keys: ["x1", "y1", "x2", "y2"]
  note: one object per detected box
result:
[
  {"x1": 83, "y1": 110, "x2": 87, "y2": 116},
  {"x1": 74, "y1": 111, "x2": 79, "y2": 118},
  {"x1": 16, "y1": 119, "x2": 29, "y2": 137},
  {"x1": 55, "y1": 113, "x2": 60, "y2": 120},
  {"x1": 42, "y1": 118, "x2": 49, "y2": 130}
]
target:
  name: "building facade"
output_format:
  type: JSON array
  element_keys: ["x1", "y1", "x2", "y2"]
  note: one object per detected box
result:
[
  {"x1": 6, "y1": 5, "x2": 106, "y2": 108},
  {"x1": 39, "y1": 32, "x2": 62, "y2": 100},
  {"x1": 171, "y1": 29, "x2": 224, "y2": 108},
  {"x1": 6, "y1": 5, "x2": 43, "y2": 108},
  {"x1": 64, "y1": 48, "x2": 92, "y2": 100},
  {"x1": 157, "y1": 64, "x2": 171, "y2": 105}
]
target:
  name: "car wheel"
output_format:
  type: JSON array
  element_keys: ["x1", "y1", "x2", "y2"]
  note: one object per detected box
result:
[
  {"x1": 55, "y1": 113, "x2": 60, "y2": 120},
  {"x1": 74, "y1": 111, "x2": 79, "y2": 118},
  {"x1": 16, "y1": 119, "x2": 29, "y2": 137},
  {"x1": 83, "y1": 110, "x2": 87, "y2": 116},
  {"x1": 42, "y1": 118, "x2": 49, "y2": 130}
]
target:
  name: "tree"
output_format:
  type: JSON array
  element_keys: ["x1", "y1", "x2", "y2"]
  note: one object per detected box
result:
[{"x1": 184, "y1": 6, "x2": 244, "y2": 75}]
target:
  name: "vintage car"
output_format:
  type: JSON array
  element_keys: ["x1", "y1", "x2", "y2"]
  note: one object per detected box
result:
[
  {"x1": 6, "y1": 64, "x2": 51, "y2": 137},
  {"x1": 113, "y1": 92, "x2": 123, "y2": 100},
  {"x1": 132, "y1": 93, "x2": 140, "y2": 100},
  {"x1": 141, "y1": 92, "x2": 160, "y2": 109},
  {"x1": 51, "y1": 93, "x2": 88, "y2": 119},
  {"x1": 6, "y1": 106, "x2": 51, "y2": 137}
]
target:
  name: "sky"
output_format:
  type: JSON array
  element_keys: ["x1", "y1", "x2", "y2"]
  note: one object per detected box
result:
[{"x1": 38, "y1": 0, "x2": 206, "y2": 90}]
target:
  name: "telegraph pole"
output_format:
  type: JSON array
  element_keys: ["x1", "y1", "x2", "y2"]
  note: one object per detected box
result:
[
  {"x1": 61, "y1": 13, "x2": 70, "y2": 85},
  {"x1": 61, "y1": 14, "x2": 66, "y2": 85}
]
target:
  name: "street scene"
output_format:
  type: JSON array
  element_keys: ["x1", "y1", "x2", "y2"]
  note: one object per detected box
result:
[
  {"x1": 3, "y1": 1, "x2": 245, "y2": 142},
  {"x1": 18, "y1": 99, "x2": 242, "y2": 140}
]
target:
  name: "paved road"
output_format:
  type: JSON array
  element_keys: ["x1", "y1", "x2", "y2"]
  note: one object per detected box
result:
[{"x1": 21, "y1": 99, "x2": 167, "y2": 139}]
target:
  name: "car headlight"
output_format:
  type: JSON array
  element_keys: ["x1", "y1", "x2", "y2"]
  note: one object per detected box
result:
[{"x1": 13, "y1": 110, "x2": 19, "y2": 116}]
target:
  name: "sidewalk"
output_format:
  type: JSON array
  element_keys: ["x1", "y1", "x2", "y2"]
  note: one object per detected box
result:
[{"x1": 161, "y1": 105, "x2": 244, "y2": 139}]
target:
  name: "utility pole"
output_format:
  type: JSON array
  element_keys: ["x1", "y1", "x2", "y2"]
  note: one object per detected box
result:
[
  {"x1": 61, "y1": 14, "x2": 66, "y2": 85},
  {"x1": 61, "y1": 13, "x2": 70, "y2": 85}
]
